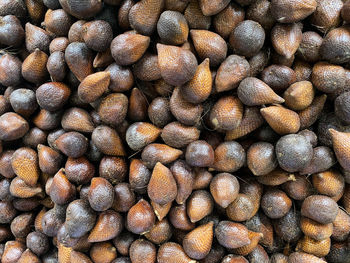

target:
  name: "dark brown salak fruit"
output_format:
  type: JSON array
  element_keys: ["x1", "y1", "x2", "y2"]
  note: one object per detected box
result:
[
  {"x1": 270, "y1": 0, "x2": 317, "y2": 23},
  {"x1": 276, "y1": 134, "x2": 313, "y2": 172},
  {"x1": 59, "y1": 0, "x2": 103, "y2": 19}
]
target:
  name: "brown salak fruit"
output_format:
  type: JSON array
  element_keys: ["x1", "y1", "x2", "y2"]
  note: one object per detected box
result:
[
  {"x1": 68, "y1": 20, "x2": 86, "y2": 42},
  {"x1": 226, "y1": 193, "x2": 255, "y2": 222},
  {"x1": 320, "y1": 26, "x2": 350, "y2": 65},
  {"x1": 126, "y1": 122, "x2": 161, "y2": 151},
  {"x1": 256, "y1": 168, "x2": 295, "y2": 186},
  {"x1": 184, "y1": 0, "x2": 211, "y2": 30},
  {"x1": 157, "y1": 44, "x2": 198, "y2": 86},
  {"x1": 215, "y1": 55, "x2": 250, "y2": 92},
  {"x1": 300, "y1": 146, "x2": 336, "y2": 175},
  {"x1": 142, "y1": 143, "x2": 183, "y2": 168},
  {"x1": 190, "y1": 30, "x2": 227, "y2": 67},
  {"x1": 225, "y1": 107, "x2": 264, "y2": 140},
  {"x1": 215, "y1": 221, "x2": 250, "y2": 249},
  {"x1": 296, "y1": 236, "x2": 331, "y2": 258},
  {"x1": 199, "y1": 0, "x2": 230, "y2": 16},
  {"x1": 157, "y1": 11, "x2": 189, "y2": 45},
  {"x1": 300, "y1": 217, "x2": 333, "y2": 241},
  {"x1": 61, "y1": 107, "x2": 95, "y2": 133},
  {"x1": 98, "y1": 93, "x2": 129, "y2": 127},
  {"x1": 247, "y1": 142, "x2": 277, "y2": 176},
  {"x1": 214, "y1": 2, "x2": 244, "y2": 39},
  {"x1": 209, "y1": 96, "x2": 243, "y2": 131},
  {"x1": 161, "y1": 122, "x2": 200, "y2": 149},
  {"x1": 311, "y1": 62, "x2": 346, "y2": 93},
  {"x1": 111, "y1": 33, "x2": 150, "y2": 66},
  {"x1": 246, "y1": 0, "x2": 274, "y2": 31},
  {"x1": 170, "y1": 160, "x2": 194, "y2": 205},
  {"x1": 180, "y1": 58, "x2": 212, "y2": 104},
  {"x1": 129, "y1": 239, "x2": 157, "y2": 263},
  {"x1": 283, "y1": 81, "x2": 314, "y2": 111},
  {"x1": 49, "y1": 169, "x2": 76, "y2": 205},
  {"x1": 92, "y1": 126, "x2": 126, "y2": 156},
  {"x1": 182, "y1": 222, "x2": 214, "y2": 260},
  {"x1": 105, "y1": 63, "x2": 134, "y2": 92},
  {"x1": 237, "y1": 77, "x2": 284, "y2": 106},
  {"x1": 0, "y1": 15, "x2": 24, "y2": 47},
  {"x1": 0, "y1": 54, "x2": 22, "y2": 87},
  {"x1": 25, "y1": 23, "x2": 51, "y2": 53},
  {"x1": 65, "y1": 42, "x2": 94, "y2": 82},
  {"x1": 299, "y1": 94, "x2": 327, "y2": 130},
  {"x1": 329, "y1": 129, "x2": 350, "y2": 171},
  {"x1": 21, "y1": 49, "x2": 48, "y2": 84},
  {"x1": 288, "y1": 252, "x2": 326, "y2": 263},
  {"x1": 78, "y1": 72, "x2": 110, "y2": 103},
  {"x1": 132, "y1": 54, "x2": 161, "y2": 82},
  {"x1": 2, "y1": 240, "x2": 26, "y2": 263},
  {"x1": 260, "y1": 106, "x2": 300, "y2": 135},
  {"x1": 270, "y1": 0, "x2": 317, "y2": 23},
  {"x1": 301, "y1": 195, "x2": 339, "y2": 224},
  {"x1": 49, "y1": 37, "x2": 69, "y2": 53},
  {"x1": 37, "y1": 144, "x2": 63, "y2": 175},
  {"x1": 229, "y1": 20, "x2": 266, "y2": 58},
  {"x1": 213, "y1": 141, "x2": 246, "y2": 173},
  {"x1": 312, "y1": 170, "x2": 345, "y2": 198},
  {"x1": 129, "y1": 0, "x2": 164, "y2": 35},
  {"x1": 186, "y1": 141, "x2": 214, "y2": 168},
  {"x1": 261, "y1": 64, "x2": 296, "y2": 91},
  {"x1": 170, "y1": 87, "x2": 203, "y2": 126},
  {"x1": 297, "y1": 31, "x2": 323, "y2": 63},
  {"x1": 275, "y1": 134, "x2": 313, "y2": 172},
  {"x1": 210, "y1": 173, "x2": 239, "y2": 208},
  {"x1": 88, "y1": 210, "x2": 123, "y2": 242},
  {"x1": 164, "y1": 0, "x2": 189, "y2": 13},
  {"x1": 59, "y1": 0, "x2": 103, "y2": 19},
  {"x1": 44, "y1": 9, "x2": 73, "y2": 37},
  {"x1": 47, "y1": 51, "x2": 67, "y2": 82},
  {"x1": 89, "y1": 242, "x2": 117, "y2": 263},
  {"x1": 82, "y1": 20, "x2": 113, "y2": 52},
  {"x1": 261, "y1": 189, "x2": 292, "y2": 219},
  {"x1": 144, "y1": 218, "x2": 172, "y2": 244},
  {"x1": 9, "y1": 88, "x2": 38, "y2": 117},
  {"x1": 187, "y1": 190, "x2": 214, "y2": 223},
  {"x1": 65, "y1": 199, "x2": 97, "y2": 239},
  {"x1": 88, "y1": 177, "x2": 114, "y2": 212},
  {"x1": 11, "y1": 147, "x2": 39, "y2": 186},
  {"x1": 127, "y1": 199, "x2": 155, "y2": 234},
  {"x1": 117, "y1": 0, "x2": 134, "y2": 30},
  {"x1": 36, "y1": 82, "x2": 71, "y2": 112},
  {"x1": 157, "y1": 242, "x2": 196, "y2": 263},
  {"x1": 0, "y1": 113, "x2": 29, "y2": 141},
  {"x1": 147, "y1": 162, "x2": 177, "y2": 205},
  {"x1": 310, "y1": 0, "x2": 343, "y2": 33},
  {"x1": 55, "y1": 132, "x2": 88, "y2": 158},
  {"x1": 335, "y1": 91, "x2": 350, "y2": 125},
  {"x1": 271, "y1": 23, "x2": 303, "y2": 59}
]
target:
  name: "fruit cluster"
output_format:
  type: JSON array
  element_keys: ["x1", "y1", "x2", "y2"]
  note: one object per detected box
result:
[{"x1": 0, "y1": 0, "x2": 350, "y2": 262}]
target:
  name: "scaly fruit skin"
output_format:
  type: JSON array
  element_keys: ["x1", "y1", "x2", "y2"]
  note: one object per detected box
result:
[
  {"x1": 270, "y1": 0, "x2": 317, "y2": 23},
  {"x1": 3, "y1": 0, "x2": 350, "y2": 261},
  {"x1": 183, "y1": 222, "x2": 214, "y2": 260},
  {"x1": 238, "y1": 77, "x2": 284, "y2": 106},
  {"x1": 157, "y1": 44, "x2": 198, "y2": 87},
  {"x1": 261, "y1": 106, "x2": 301, "y2": 135},
  {"x1": 330, "y1": 129, "x2": 350, "y2": 171},
  {"x1": 181, "y1": 58, "x2": 212, "y2": 104}
]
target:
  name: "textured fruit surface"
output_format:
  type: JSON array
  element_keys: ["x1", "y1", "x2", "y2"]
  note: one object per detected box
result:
[{"x1": 0, "y1": 1, "x2": 349, "y2": 261}]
